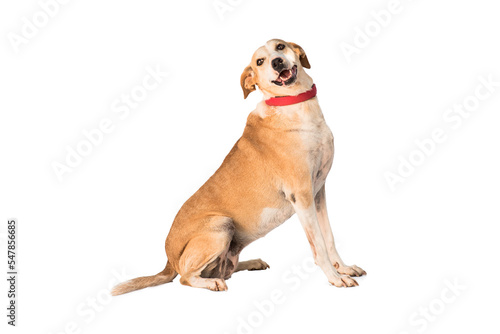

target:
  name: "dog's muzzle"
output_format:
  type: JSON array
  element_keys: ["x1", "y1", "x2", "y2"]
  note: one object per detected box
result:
[{"x1": 272, "y1": 65, "x2": 298, "y2": 86}]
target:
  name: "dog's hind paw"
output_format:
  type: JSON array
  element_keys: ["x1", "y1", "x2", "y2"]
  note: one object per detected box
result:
[
  {"x1": 247, "y1": 259, "x2": 270, "y2": 271},
  {"x1": 236, "y1": 258, "x2": 270, "y2": 272},
  {"x1": 208, "y1": 278, "x2": 228, "y2": 291}
]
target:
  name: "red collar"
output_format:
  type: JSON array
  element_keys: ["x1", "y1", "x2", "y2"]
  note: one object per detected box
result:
[{"x1": 265, "y1": 84, "x2": 317, "y2": 106}]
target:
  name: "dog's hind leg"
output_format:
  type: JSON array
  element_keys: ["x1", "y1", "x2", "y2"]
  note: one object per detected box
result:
[{"x1": 178, "y1": 216, "x2": 234, "y2": 291}]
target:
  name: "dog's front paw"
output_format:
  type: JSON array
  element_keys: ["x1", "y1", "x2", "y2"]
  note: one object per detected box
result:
[
  {"x1": 329, "y1": 275, "x2": 358, "y2": 288},
  {"x1": 335, "y1": 263, "x2": 366, "y2": 277}
]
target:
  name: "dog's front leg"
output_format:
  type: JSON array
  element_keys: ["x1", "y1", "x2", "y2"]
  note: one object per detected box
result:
[
  {"x1": 290, "y1": 190, "x2": 358, "y2": 287},
  {"x1": 315, "y1": 185, "x2": 366, "y2": 277}
]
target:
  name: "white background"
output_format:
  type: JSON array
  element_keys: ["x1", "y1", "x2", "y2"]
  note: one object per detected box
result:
[{"x1": 1, "y1": 0, "x2": 499, "y2": 333}]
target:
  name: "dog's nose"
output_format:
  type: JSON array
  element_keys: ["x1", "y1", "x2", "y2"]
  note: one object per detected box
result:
[{"x1": 271, "y1": 57, "x2": 285, "y2": 71}]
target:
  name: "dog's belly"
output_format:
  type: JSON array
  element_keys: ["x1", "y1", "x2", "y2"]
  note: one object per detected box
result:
[{"x1": 256, "y1": 204, "x2": 295, "y2": 237}]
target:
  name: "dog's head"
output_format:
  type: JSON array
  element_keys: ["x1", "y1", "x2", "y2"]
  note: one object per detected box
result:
[{"x1": 240, "y1": 39, "x2": 312, "y2": 99}]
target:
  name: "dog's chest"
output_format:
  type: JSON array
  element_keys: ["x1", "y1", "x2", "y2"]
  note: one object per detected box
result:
[
  {"x1": 297, "y1": 113, "x2": 334, "y2": 193},
  {"x1": 254, "y1": 123, "x2": 333, "y2": 237}
]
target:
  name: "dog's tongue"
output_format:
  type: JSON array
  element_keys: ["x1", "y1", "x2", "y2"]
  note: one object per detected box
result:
[{"x1": 279, "y1": 69, "x2": 291, "y2": 81}]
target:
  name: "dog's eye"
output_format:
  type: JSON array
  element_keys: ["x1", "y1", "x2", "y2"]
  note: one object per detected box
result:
[
  {"x1": 256, "y1": 58, "x2": 264, "y2": 66},
  {"x1": 276, "y1": 44, "x2": 285, "y2": 51}
]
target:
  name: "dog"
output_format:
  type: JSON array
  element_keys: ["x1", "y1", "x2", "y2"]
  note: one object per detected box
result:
[{"x1": 112, "y1": 39, "x2": 366, "y2": 295}]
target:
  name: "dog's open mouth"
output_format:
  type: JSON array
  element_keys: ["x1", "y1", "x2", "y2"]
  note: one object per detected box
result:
[{"x1": 272, "y1": 65, "x2": 297, "y2": 86}]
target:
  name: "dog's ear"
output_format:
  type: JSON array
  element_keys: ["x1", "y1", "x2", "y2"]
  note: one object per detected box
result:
[
  {"x1": 240, "y1": 65, "x2": 256, "y2": 99},
  {"x1": 288, "y1": 42, "x2": 311, "y2": 69}
]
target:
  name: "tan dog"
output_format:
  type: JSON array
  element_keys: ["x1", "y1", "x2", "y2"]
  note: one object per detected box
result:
[{"x1": 112, "y1": 39, "x2": 365, "y2": 295}]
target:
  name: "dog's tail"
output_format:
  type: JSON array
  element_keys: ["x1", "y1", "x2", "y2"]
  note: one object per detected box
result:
[{"x1": 111, "y1": 261, "x2": 177, "y2": 296}]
